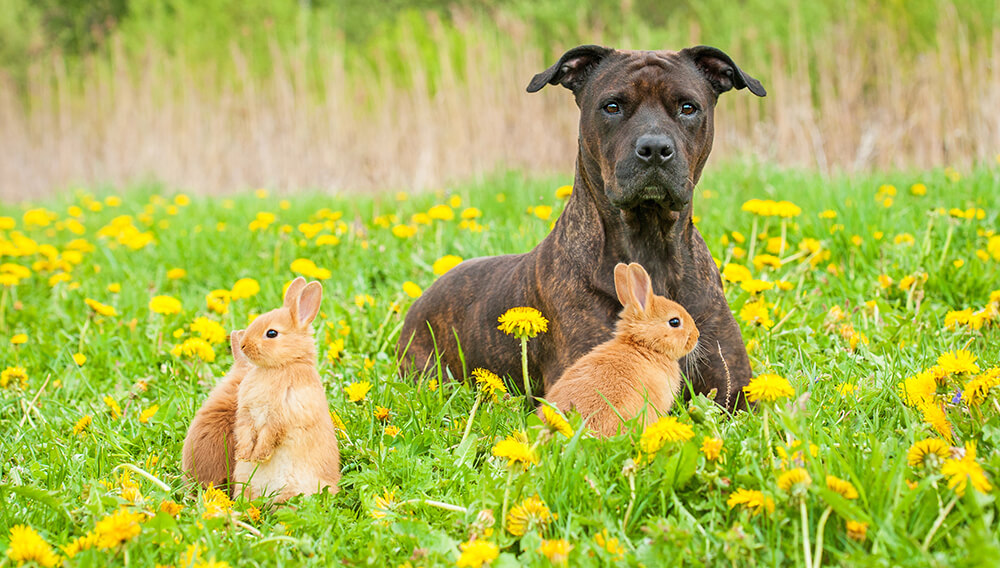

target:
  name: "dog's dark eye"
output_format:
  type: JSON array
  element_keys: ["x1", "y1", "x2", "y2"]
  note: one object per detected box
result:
[
  {"x1": 668, "y1": 317, "x2": 681, "y2": 328},
  {"x1": 266, "y1": 329, "x2": 278, "y2": 338},
  {"x1": 679, "y1": 102, "x2": 698, "y2": 116},
  {"x1": 603, "y1": 102, "x2": 621, "y2": 115}
]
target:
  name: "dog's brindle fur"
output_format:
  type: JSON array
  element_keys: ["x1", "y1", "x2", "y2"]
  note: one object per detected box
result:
[{"x1": 398, "y1": 45, "x2": 765, "y2": 411}]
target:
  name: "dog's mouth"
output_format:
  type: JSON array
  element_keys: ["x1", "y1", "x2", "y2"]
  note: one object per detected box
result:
[{"x1": 612, "y1": 187, "x2": 689, "y2": 212}]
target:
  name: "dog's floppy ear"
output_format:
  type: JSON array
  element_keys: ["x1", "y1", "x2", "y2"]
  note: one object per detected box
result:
[
  {"x1": 680, "y1": 46, "x2": 766, "y2": 97},
  {"x1": 527, "y1": 45, "x2": 614, "y2": 95}
]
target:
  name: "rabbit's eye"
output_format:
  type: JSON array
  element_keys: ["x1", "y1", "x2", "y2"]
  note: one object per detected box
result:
[
  {"x1": 266, "y1": 329, "x2": 278, "y2": 338},
  {"x1": 668, "y1": 318, "x2": 681, "y2": 328}
]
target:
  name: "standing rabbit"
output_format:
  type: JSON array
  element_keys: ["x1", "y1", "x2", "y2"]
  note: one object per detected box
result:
[
  {"x1": 233, "y1": 277, "x2": 340, "y2": 502},
  {"x1": 543, "y1": 262, "x2": 699, "y2": 437},
  {"x1": 182, "y1": 327, "x2": 252, "y2": 492}
]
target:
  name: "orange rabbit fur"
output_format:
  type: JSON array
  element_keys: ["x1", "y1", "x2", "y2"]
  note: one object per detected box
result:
[
  {"x1": 181, "y1": 328, "x2": 251, "y2": 492},
  {"x1": 543, "y1": 262, "x2": 699, "y2": 437},
  {"x1": 232, "y1": 277, "x2": 341, "y2": 502}
]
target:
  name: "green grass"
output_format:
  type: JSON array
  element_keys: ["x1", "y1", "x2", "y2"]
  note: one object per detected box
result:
[{"x1": 1, "y1": 163, "x2": 999, "y2": 566}]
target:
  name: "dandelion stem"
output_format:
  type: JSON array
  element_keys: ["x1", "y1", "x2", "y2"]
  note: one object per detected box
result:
[
  {"x1": 780, "y1": 219, "x2": 788, "y2": 256},
  {"x1": 500, "y1": 467, "x2": 514, "y2": 528},
  {"x1": 936, "y1": 221, "x2": 955, "y2": 271},
  {"x1": 800, "y1": 500, "x2": 813, "y2": 568},
  {"x1": 748, "y1": 216, "x2": 759, "y2": 261},
  {"x1": 813, "y1": 506, "x2": 833, "y2": 568},
  {"x1": 402, "y1": 499, "x2": 468, "y2": 514},
  {"x1": 520, "y1": 337, "x2": 532, "y2": 409},
  {"x1": 761, "y1": 404, "x2": 771, "y2": 446},
  {"x1": 458, "y1": 393, "x2": 482, "y2": 450},
  {"x1": 922, "y1": 494, "x2": 959, "y2": 551},
  {"x1": 0, "y1": 287, "x2": 7, "y2": 333},
  {"x1": 621, "y1": 468, "x2": 637, "y2": 531}
]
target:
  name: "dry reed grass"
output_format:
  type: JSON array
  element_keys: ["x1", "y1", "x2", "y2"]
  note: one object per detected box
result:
[{"x1": 0, "y1": 11, "x2": 997, "y2": 200}]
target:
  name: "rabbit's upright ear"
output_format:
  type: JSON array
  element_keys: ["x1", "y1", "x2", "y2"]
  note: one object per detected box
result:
[
  {"x1": 230, "y1": 330, "x2": 246, "y2": 361},
  {"x1": 284, "y1": 277, "x2": 308, "y2": 308},
  {"x1": 294, "y1": 281, "x2": 323, "y2": 327},
  {"x1": 613, "y1": 263, "x2": 631, "y2": 308},
  {"x1": 626, "y1": 263, "x2": 652, "y2": 313}
]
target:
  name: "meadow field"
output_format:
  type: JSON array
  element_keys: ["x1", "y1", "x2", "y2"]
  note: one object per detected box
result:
[{"x1": 2, "y1": 163, "x2": 1000, "y2": 566}]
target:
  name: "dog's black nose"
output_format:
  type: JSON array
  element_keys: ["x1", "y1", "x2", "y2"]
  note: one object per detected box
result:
[{"x1": 635, "y1": 134, "x2": 675, "y2": 163}]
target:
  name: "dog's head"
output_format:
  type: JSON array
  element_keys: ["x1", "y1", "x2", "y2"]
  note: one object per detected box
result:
[{"x1": 528, "y1": 45, "x2": 765, "y2": 212}]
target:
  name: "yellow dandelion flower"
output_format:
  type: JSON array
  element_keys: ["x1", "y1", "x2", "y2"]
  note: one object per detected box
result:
[
  {"x1": 941, "y1": 442, "x2": 992, "y2": 497},
  {"x1": 204, "y1": 289, "x2": 231, "y2": 315},
  {"x1": 825, "y1": 475, "x2": 858, "y2": 500},
  {"x1": 898, "y1": 371, "x2": 938, "y2": 407},
  {"x1": 194, "y1": 558, "x2": 230, "y2": 568},
  {"x1": 920, "y1": 403, "x2": 953, "y2": 442},
  {"x1": 455, "y1": 539, "x2": 499, "y2": 568},
  {"x1": 344, "y1": 381, "x2": 372, "y2": 403},
  {"x1": 743, "y1": 373, "x2": 794, "y2": 403},
  {"x1": 555, "y1": 185, "x2": 573, "y2": 199},
  {"x1": 170, "y1": 337, "x2": 216, "y2": 363},
  {"x1": 392, "y1": 224, "x2": 417, "y2": 239},
  {"x1": 739, "y1": 298, "x2": 773, "y2": 329},
  {"x1": 593, "y1": 529, "x2": 625, "y2": 560},
  {"x1": 374, "y1": 406, "x2": 390, "y2": 421},
  {"x1": 149, "y1": 295, "x2": 182, "y2": 315},
  {"x1": 73, "y1": 415, "x2": 92, "y2": 435},
  {"x1": 289, "y1": 258, "x2": 331, "y2": 280},
  {"x1": 139, "y1": 405, "x2": 159, "y2": 424},
  {"x1": 5, "y1": 525, "x2": 59, "y2": 567},
  {"x1": 700, "y1": 436, "x2": 723, "y2": 461},
  {"x1": 964, "y1": 371, "x2": 1000, "y2": 406},
  {"x1": 472, "y1": 368, "x2": 507, "y2": 402},
  {"x1": 492, "y1": 435, "x2": 538, "y2": 469},
  {"x1": 722, "y1": 263, "x2": 752, "y2": 283},
  {"x1": 384, "y1": 424, "x2": 401, "y2": 438},
  {"x1": 538, "y1": 538, "x2": 572, "y2": 563},
  {"x1": 230, "y1": 278, "x2": 260, "y2": 300},
  {"x1": 497, "y1": 307, "x2": 549, "y2": 338},
  {"x1": 371, "y1": 489, "x2": 398, "y2": 519},
  {"x1": 62, "y1": 531, "x2": 98, "y2": 558},
  {"x1": 846, "y1": 520, "x2": 868, "y2": 541},
  {"x1": 433, "y1": 254, "x2": 464, "y2": 276},
  {"x1": 159, "y1": 500, "x2": 183, "y2": 517},
  {"x1": 727, "y1": 488, "x2": 775, "y2": 516},
  {"x1": 898, "y1": 275, "x2": 916, "y2": 291},
  {"x1": 103, "y1": 396, "x2": 122, "y2": 420},
  {"x1": 505, "y1": 495, "x2": 555, "y2": 536},
  {"x1": 330, "y1": 411, "x2": 346, "y2": 432},
  {"x1": 540, "y1": 405, "x2": 573, "y2": 438},
  {"x1": 84, "y1": 298, "x2": 118, "y2": 317},
  {"x1": 740, "y1": 279, "x2": 775, "y2": 294},
  {"x1": 1, "y1": 366, "x2": 28, "y2": 389},
  {"x1": 639, "y1": 416, "x2": 694, "y2": 456},
  {"x1": 835, "y1": 383, "x2": 856, "y2": 396},
  {"x1": 202, "y1": 484, "x2": 233, "y2": 519},
  {"x1": 71, "y1": 352, "x2": 87, "y2": 366},
  {"x1": 906, "y1": 438, "x2": 951, "y2": 469},
  {"x1": 11, "y1": 333, "x2": 27, "y2": 345},
  {"x1": 777, "y1": 467, "x2": 812, "y2": 493},
  {"x1": 752, "y1": 254, "x2": 782, "y2": 270},
  {"x1": 427, "y1": 204, "x2": 454, "y2": 221},
  {"x1": 402, "y1": 281, "x2": 423, "y2": 298},
  {"x1": 94, "y1": 508, "x2": 143, "y2": 549},
  {"x1": 190, "y1": 317, "x2": 226, "y2": 345},
  {"x1": 937, "y1": 349, "x2": 980, "y2": 376},
  {"x1": 533, "y1": 205, "x2": 553, "y2": 220}
]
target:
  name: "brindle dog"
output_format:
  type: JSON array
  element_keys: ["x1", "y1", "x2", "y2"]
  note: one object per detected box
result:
[{"x1": 398, "y1": 45, "x2": 765, "y2": 410}]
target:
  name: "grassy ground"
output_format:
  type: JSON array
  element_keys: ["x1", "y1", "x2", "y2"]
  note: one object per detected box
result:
[{"x1": 1, "y1": 163, "x2": 999, "y2": 567}]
